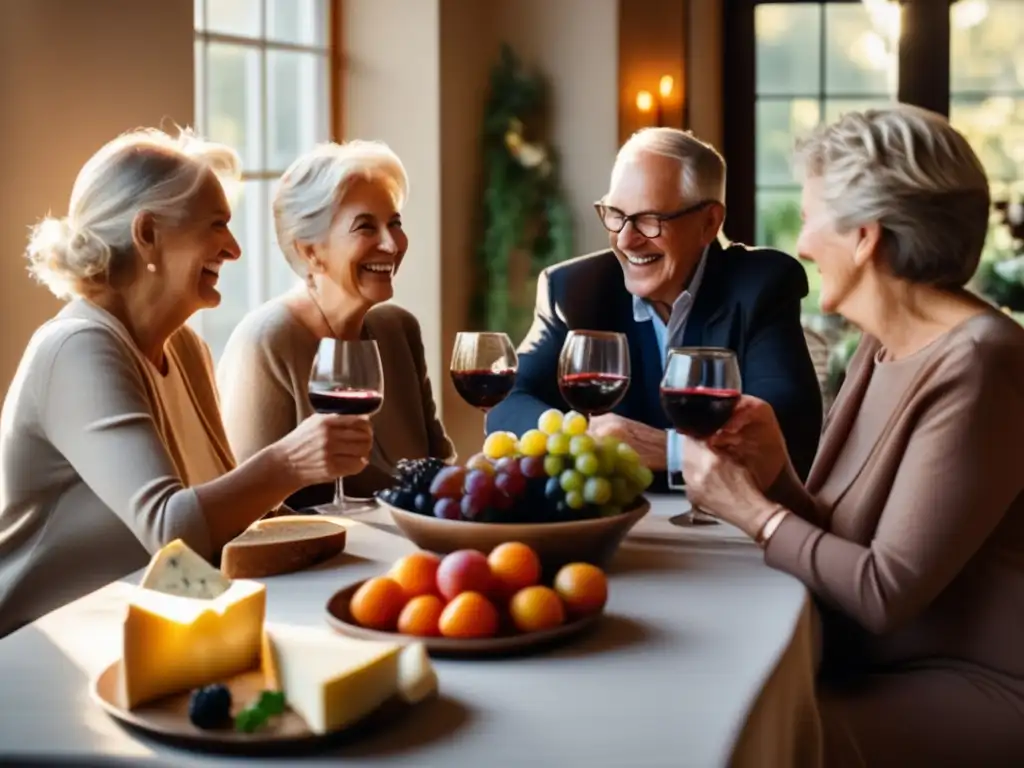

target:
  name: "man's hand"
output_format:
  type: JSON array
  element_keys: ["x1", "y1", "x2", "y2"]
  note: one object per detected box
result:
[{"x1": 588, "y1": 414, "x2": 667, "y2": 470}]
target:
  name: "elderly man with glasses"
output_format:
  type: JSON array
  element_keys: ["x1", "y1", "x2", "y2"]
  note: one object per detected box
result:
[{"x1": 486, "y1": 127, "x2": 822, "y2": 494}]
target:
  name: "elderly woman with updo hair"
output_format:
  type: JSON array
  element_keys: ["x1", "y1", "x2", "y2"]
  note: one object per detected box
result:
[
  {"x1": 0, "y1": 129, "x2": 375, "y2": 637},
  {"x1": 216, "y1": 140, "x2": 454, "y2": 510},
  {"x1": 683, "y1": 104, "x2": 1024, "y2": 764}
]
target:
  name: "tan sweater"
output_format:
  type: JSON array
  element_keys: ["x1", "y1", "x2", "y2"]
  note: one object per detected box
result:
[
  {"x1": 0, "y1": 300, "x2": 235, "y2": 637},
  {"x1": 765, "y1": 310, "x2": 1024, "y2": 763},
  {"x1": 216, "y1": 299, "x2": 454, "y2": 507}
]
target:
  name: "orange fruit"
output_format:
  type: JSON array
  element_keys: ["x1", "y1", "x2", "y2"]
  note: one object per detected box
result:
[
  {"x1": 553, "y1": 563, "x2": 608, "y2": 616},
  {"x1": 488, "y1": 542, "x2": 542, "y2": 596},
  {"x1": 349, "y1": 576, "x2": 407, "y2": 631},
  {"x1": 438, "y1": 591, "x2": 499, "y2": 639},
  {"x1": 508, "y1": 585, "x2": 565, "y2": 633},
  {"x1": 397, "y1": 594, "x2": 444, "y2": 637},
  {"x1": 388, "y1": 551, "x2": 442, "y2": 599}
]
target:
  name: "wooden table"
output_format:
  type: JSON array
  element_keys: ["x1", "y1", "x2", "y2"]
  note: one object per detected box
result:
[{"x1": 0, "y1": 496, "x2": 821, "y2": 767}]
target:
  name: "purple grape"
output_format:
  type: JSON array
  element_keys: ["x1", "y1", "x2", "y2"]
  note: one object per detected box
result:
[
  {"x1": 519, "y1": 456, "x2": 546, "y2": 480},
  {"x1": 433, "y1": 497, "x2": 461, "y2": 520},
  {"x1": 495, "y1": 457, "x2": 522, "y2": 477},
  {"x1": 460, "y1": 494, "x2": 486, "y2": 521},
  {"x1": 495, "y1": 471, "x2": 526, "y2": 500},
  {"x1": 463, "y1": 469, "x2": 495, "y2": 505}
]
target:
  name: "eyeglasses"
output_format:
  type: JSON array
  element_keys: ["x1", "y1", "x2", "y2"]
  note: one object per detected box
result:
[{"x1": 594, "y1": 200, "x2": 715, "y2": 239}]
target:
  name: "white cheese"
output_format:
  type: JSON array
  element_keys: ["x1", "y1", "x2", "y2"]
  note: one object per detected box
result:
[{"x1": 139, "y1": 539, "x2": 231, "y2": 599}]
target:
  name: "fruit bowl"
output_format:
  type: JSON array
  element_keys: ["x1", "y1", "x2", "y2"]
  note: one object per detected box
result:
[{"x1": 379, "y1": 496, "x2": 650, "y2": 571}]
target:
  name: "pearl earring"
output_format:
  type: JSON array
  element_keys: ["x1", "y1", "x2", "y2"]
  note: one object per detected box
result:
[{"x1": 146, "y1": 263, "x2": 156, "y2": 273}]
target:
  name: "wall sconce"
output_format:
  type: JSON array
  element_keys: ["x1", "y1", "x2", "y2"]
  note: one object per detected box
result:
[{"x1": 635, "y1": 75, "x2": 675, "y2": 127}]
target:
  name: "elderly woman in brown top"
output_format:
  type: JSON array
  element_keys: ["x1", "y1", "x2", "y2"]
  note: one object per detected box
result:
[
  {"x1": 0, "y1": 129, "x2": 373, "y2": 638},
  {"x1": 683, "y1": 104, "x2": 1024, "y2": 765},
  {"x1": 216, "y1": 140, "x2": 454, "y2": 510}
]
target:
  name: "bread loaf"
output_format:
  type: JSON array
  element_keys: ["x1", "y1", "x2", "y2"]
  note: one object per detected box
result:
[{"x1": 221, "y1": 516, "x2": 348, "y2": 579}]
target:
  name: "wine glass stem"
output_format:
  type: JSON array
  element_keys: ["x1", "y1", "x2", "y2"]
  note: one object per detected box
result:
[{"x1": 334, "y1": 476, "x2": 345, "y2": 512}]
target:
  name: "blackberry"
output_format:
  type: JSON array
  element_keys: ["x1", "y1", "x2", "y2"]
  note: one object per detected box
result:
[{"x1": 188, "y1": 684, "x2": 232, "y2": 730}]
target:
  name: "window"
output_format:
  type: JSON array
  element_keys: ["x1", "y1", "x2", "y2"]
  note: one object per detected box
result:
[
  {"x1": 752, "y1": 1, "x2": 899, "y2": 312},
  {"x1": 193, "y1": 0, "x2": 333, "y2": 358}
]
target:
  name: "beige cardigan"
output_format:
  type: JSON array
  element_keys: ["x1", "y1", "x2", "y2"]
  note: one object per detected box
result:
[
  {"x1": 216, "y1": 299, "x2": 454, "y2": 507},
  {"x1": 0, "y1": 300, "x2": 235, "y2": 637}
]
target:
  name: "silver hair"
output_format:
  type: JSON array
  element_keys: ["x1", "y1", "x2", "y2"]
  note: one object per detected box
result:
[
  {"x1": 794, "y1": 103, "x2": 990, "y2": 288},
  {"x1": 25, "y1": 127, "x2": 241, "y2": 300},
  {"x1": 614, "y1": 127, "x2": 727, "y2": 204},
  {"x1": 272, "y1": 140, "x2": 409, "y2": 278}
]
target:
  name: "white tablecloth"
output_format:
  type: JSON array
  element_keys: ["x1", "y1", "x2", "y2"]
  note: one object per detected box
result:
[{"x1": 0, "y1": 496, "x2": 820, "y2": 767}]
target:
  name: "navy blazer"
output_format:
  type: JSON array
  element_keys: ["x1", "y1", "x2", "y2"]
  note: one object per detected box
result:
[{"x1": 485, "y1": 241, "x2": 824, "y2": 488}]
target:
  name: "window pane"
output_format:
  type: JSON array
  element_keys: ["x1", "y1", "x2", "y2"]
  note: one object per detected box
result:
[
  {"x1": 824, "y1": 3, "x2": 898, "y2": 96},
  {"x1": 951, "y1": 0, "x2": 1024, "y2": 94},
  {"x1": 206, "y1": 0, "x2": 261, "y2": 38},
  {"x1": 267, "y1": 0, "x2": 328, "y2": 47},
  {"x1": 194, "y1": 41, "x2": 206, "y2": 133},
  {"x1": 823, "y1": 98, "x2": 896, "y2": 125},
  {"x1": 755, "y1": 4, "x2": 821, "y2": 97},
  {"x1": 194, "y1": 0, "x2": 205, "y2": 30},
  {"x1": 756, "y1": 189, "x2": 820, "y2": 313},
  {"x1": 950, "y1": 97, "x2": 1024, "y2": 184},
  {"x1": 756, "y1": 98, "x2": 821, "y2": 187},
  {"x1": 267, "y1": 179, "x2": 303, "y2": 297},
  {"x1": 196, "y1": 179, "x2": 262, "y2": 360},
  {"x1": 207, "y1": 43, "x2": 263, "y2": 171},
  {"x1": 267, "y1": 51, "x2": 329, "y2": 171}
]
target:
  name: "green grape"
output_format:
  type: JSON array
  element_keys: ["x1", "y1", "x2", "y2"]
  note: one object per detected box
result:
[
  {"x1": 543, "y1": 454, "x2": 565, "y2": 477},
  {"x1": 569, "y1": 434, "x2": 596, "y2": 457},
  {"x1": 538, "y1": 408, "x2": 564, "y2": 435},
  {"x1": 546, "y1": 432, "x2": 571, "y2": 456},
  {"x1": 565, "y1": 490, "x2": 586, "y2": 510},
  {"x1": 611, "y1": 476, "x2": 635, "y2": 505},
  {"x1": 598, "y1": 504, "x2": 622, "y2": 517},
  {"x1": 575, "y1": 452, "x2": 600, "y2": 477},
  {"x1": 627, "y1": 464, "x2": 654, "y2": 490},
  {"x1": 615, "y1": 441, "x2": 640, "y2": 465},
  {"x1": 562, "y1": 411, "x2": 588, "y2": 436},
  {"x1": 583, "y1": 476, "x2": 613, "y2": 505},
  {"x1": 597, "y1": 444, "x2": 618, "y2": 475},
  {"x1": 598, "y1": 435, "x2": 621, "y2": 454},
  {"x1": 519, "y1": 428, "x2": 548, "y2": 457},
  {"x1": 559, "y1": 469, "x2": 584, "y2": 493},
  {"x1": 483, "y1": 431, "x2": 518, "y2": 460}
]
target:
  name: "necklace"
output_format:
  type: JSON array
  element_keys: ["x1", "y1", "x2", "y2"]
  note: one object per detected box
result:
[{"x1": 307, "y1": 288, "x2": 338, "y2": 339}]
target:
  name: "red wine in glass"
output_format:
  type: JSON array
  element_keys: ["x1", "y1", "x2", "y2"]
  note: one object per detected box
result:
[
  {"x1": 450, "y1": 333, "x2": 518, "y2": 431},
  {"x1": 659, "y1": 386, "x2": 741, "y2": 439},
  {"x1": 660, "y1": 347, "x2": 742, "y2": 527},
  {"x1": 451, "y1": 368, "x2": 516, "y2": 410},
  {"x1": 309, "y1": 387, "x2": 384, "y2": 416},
  {"x1": 557, "y1": 331, "x2": 631, "y2": 417},
  {"x1": 559, "y1": 372, "x2": 630, "y2": 416},
  {"x1": 309, "y1": 339, "x2": 384, "y2": 511}
]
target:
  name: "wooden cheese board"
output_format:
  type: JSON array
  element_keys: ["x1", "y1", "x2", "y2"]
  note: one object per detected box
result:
[{"x1": 90, "y1": 661, "x2": 418, "y2": 754}]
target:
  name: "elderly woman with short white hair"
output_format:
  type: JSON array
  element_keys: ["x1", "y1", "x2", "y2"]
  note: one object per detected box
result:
[
  {"x1": 683, "y1": 104, "x2": 1024, "y2": 763},
  {"x1": 217, "y1": 140, "x2": 454, "y2": 509},
  {"x1": 0, "y1": 129, "x2": 374, "y2": 637}
]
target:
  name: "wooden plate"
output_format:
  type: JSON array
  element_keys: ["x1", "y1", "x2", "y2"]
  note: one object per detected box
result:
[
  {"x1": 325, "y1": 580, "x2": 602, "y2": 657},
  {"x1": 90, "y1": 661, "x2": 415, "y2": 754}
]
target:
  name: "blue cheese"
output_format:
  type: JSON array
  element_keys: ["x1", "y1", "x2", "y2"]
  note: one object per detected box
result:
[{"x1": 139, "y1": 539, "x2": 231, "y2": 599}]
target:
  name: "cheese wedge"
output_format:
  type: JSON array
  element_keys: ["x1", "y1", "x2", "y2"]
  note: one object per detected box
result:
[
  {"x1": 139, "y1": 538, "x2": 231, "y2": 599},
  {"x1": 396, "y1": 641, "x2": 439, "y2": 705},
  {"x1": 220, "y1": 517, "x2": 347, "y2": 579},
  {"x1": 260, "y1": 625, "x2": 438, "y2": 734},
  {"x1": 119, "y1": 579, "x2": 266, "y2": 709}
]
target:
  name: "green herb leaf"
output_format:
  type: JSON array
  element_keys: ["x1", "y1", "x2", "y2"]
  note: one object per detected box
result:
[
  {"x1": 234, "y1": 706, "x2": 267, "y2": 734},
  {"x1": 256, "y1": 690, "x2": 286, "y2": 716}
]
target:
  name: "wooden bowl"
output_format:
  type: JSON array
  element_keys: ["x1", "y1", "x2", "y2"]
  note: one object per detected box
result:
[{"x1": 379, "y1": 497, "x2": 649, "y2": 570}]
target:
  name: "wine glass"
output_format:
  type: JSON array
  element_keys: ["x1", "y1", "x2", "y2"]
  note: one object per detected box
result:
[
  {"x1": 558, "y1": 331, "x2": 631, "y2": 417},
  {"x1": 308, "y1": 339, "x2": 384, "y2": 512},
  {"x1": 660, "y1": 347, "x2": 742, "y2": 527},
  {"x1": 450, "y1": 332, "x2": 518, "y2": 427}
]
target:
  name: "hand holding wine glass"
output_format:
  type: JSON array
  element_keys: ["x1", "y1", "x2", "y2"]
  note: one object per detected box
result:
[
  {"x1": 660, "y1": 347, "x2": 742, "y2": 526},
  {"x1": 308, "y1": 339, "x2": 384, "y2": 511},
  {"x1": 450, "y1": 332, "x2": 518, "y2": 416},
  {"x1": 558, "y1": 331, "x2": 631, "y2": 417}
]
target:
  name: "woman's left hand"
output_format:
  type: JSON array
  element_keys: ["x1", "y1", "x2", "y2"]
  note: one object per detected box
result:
[{"x1": 683, "y1": 438, "x2": 781, "y2": 539}]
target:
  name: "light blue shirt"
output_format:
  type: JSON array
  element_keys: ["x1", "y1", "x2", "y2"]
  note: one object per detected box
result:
[{"x1": 631, "y1": 246, "x2": 710, "y2": 484}]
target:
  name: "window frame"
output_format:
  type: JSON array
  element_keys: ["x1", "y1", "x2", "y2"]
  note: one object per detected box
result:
[
  {"x1": 723, "y1": 0, "x2": 954, "y2": 245},
  {"x1": 191, "y1": 0, "x2": 341, "y2": 352}
]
